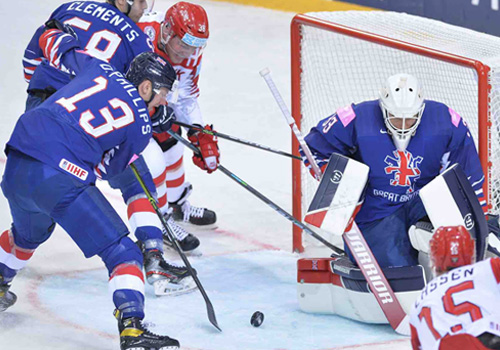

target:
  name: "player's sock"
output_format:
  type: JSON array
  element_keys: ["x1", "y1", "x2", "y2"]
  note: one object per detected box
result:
[
  {"x1": 0, "y1": 276, "x2": 17, "y2": 312},
  {"x1": 115, "y1": 309, "x2": 180, "y2": 350},
  {"x1": 169, "y1": 183, "x2": 217, "y2": 228},
  {"x1": 162, "y1": 215, "x2": 201, "y2": 254}
]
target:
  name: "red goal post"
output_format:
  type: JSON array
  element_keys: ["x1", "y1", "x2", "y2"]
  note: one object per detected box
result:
[{"x1": 291, "y1": 11, "x2": 500, "y2": 253}]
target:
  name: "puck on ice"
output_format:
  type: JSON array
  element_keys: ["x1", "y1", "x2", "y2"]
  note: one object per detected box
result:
[{"x1": 251, "y1": 311, "x2": 264, "y2": 327}]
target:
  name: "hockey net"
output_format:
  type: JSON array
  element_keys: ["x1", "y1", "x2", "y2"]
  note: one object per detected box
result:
[{"x1": 291, "y1": 11, "x2": 500, "y2": 252}]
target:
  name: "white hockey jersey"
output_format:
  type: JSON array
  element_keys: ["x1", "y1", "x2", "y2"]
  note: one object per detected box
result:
[
  {"x1": 410, "y1": 258, "x2": 500, "y2": 350},
  {"x1": 138, "y1": 12, "x2": 204, "y2": 127}
]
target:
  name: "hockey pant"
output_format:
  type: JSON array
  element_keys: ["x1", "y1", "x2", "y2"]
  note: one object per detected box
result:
[
  {"x1": 0, "y1": 150, "x2": 145, "y2": 319},
  {"x1": 348, "y1": 196, "x2": 427, "y2": 268}
]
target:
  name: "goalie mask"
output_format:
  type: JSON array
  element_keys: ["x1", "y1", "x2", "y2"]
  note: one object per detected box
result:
[
  {"x1": 429, "y1": 225, "x2": 476, "y2": 275},
  {"x1": 379, "y1": 73, "x2": 425, "y2": 152}
]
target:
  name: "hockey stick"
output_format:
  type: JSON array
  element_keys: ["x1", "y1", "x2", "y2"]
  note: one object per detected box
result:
[
  {"x1": 167, "y1": 130, "x2": 344, "y2": 255},
  {"x1": 130, "y1": 162, "x2": 221, "y2": 332},
  {"x1": 259, "y1": 68, "x2": 322, "y2": 179},
  {"x1": 260, "y1": 69, "x2": 410, "y2": 335},
  {"x1": 173, "y1": 121, "x2": 301, "y2": 160}
]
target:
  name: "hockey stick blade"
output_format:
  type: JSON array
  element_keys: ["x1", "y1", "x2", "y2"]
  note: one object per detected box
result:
[
  {"x1": 167, "y1": 131, "x2": 344, "y2": 256},
  {"x1": 173, "y1": 121, "x2": 301, "y2": 160},
  {"x1": 130, "y1": 163, "x2": 221, "y2": 332}
]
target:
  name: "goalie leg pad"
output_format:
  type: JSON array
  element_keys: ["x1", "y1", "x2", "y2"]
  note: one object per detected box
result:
[{"x1": 297, "y1": 256, "x2": 424, "y2": 323}]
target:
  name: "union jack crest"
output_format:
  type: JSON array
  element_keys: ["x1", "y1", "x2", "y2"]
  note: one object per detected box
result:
[{"x1": 384, "y1": 150, "x2": 423, "y2": 193}]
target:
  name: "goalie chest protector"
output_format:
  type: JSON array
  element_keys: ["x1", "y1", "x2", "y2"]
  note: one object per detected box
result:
[{"x1": 297, "y1": 256, "x2": 425, "y2": 323}]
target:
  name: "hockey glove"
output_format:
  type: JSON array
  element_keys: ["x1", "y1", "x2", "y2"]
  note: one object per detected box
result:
[
  {"x1": 188, "y1": 125, "x2": 220, "y2": 173},
  {"x1": 151, "y1": 105, "x2": 176, "y2": 134},
  {"x1": 44, "y1": 19, "x2": 78, "y2": 40}
]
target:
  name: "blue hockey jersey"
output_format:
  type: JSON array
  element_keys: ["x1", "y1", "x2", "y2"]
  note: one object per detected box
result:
[
  {"x1": 304, "y1": 100, "x2": 486, "y2": 225},
  {"x1": 23, "y1": 1, "x2": 153, "y2": 90},
  {"x1": 9, "y1": 51, "x2": 152, "y2": 185}
]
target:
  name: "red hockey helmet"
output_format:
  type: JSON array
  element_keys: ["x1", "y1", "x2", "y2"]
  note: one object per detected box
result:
[
  {"x1": 429, "y1": 225, "x2": 476, "y2": 274},
  {"x1": 163, "y1": 2, "x2": 209, "y2": 48}
]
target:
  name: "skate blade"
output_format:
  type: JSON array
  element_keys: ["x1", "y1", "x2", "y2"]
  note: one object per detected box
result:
[
  {"x1": 174, "y1": 220, "x2": 218, "y2": 232},
  {"x1": 153, "y1": 277, "x2": 198, "y2": 297},
  {"x1": 163, "y1": 243, "x2": 203, "y2": 257}
]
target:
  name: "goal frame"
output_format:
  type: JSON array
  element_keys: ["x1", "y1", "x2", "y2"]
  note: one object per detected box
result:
[{"x1": 290, "y1": 13, "x2": 491, "y2": 253}]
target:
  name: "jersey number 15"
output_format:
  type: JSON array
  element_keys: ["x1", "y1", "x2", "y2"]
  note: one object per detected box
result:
[{"x1": 419, "y1": 280, "x2": 483, "y2": 339}]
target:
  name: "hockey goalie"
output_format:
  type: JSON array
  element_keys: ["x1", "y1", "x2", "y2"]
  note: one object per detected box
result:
[{"x1": 296, "y1": 73, "x2": 498, "y2": 327}]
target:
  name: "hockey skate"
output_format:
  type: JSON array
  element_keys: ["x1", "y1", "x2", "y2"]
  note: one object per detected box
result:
[
  {"x1": 143, "y1": 248, "x2": 197, "y2": 296},
  {"x1": 163, "y1": 214, "x2": 202, "y2": 256},
  {"x1": 169, "y1": 183, "x2": 217, "y2": 230},
  {"x1": 0, "y1": 277, "x2": 17, "y2": 312},
  {"x1": 116, "y1": 310, "x2": 180, "y2": 350}
]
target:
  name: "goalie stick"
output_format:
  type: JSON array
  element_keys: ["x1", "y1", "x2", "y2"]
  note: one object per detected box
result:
[
  {"x1": 167, "y1": 130, "x2": 344, "y2": 256},
  {"x1": 130, "y1": 162, "x2": 221, "y2": 332},
  {"x1": 260, "y1": 68, "x2": 322, "y2": 179},
  {"x1": 173, "y1": 121, "x2": 301, "y2": 160},
  {"x1": 260, "y1": 68, "x2": 410, "y2": 335}
]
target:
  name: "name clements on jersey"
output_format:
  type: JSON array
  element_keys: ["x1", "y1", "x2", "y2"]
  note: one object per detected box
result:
[
  {"x1": 373, "y1": 188, "x2": 420, "y2": 202},
  {"x1": 414, "y1": 267, "x2": 475, "y2": 307},
  {"x1": 67, "y1": 2, "x2": 140, "y2": 42},
  {"x1": 100, "y1": 63, "x2": 151, "y2": 135}
]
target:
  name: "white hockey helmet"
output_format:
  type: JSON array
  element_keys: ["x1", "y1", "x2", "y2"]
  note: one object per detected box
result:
[{"x1": 379, "y1": 73, "x2": 425, "y2": 151}]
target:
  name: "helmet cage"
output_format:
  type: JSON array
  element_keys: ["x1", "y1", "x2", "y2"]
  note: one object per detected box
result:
[
  {"x1": 379, "y1": 74, "x2": 425, "y2": 151},
  {"x1": 380, "y1": 100, "x2": 425, "y2": 150}
]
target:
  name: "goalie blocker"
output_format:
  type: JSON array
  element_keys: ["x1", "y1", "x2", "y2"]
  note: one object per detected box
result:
[{"x1": 417, "y1": 164, "x2": 488, "y2": 260}]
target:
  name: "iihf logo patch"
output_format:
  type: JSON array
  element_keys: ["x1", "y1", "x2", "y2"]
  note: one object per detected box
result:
[
  {"x1": 59, "y1": 158, "x2": 88, "y2": 181},
  {"x1": 144, "y1": 26, "x2": 156, "y2": 41},
  {"x1": 384, "y1": 150, "x2": 423, "y2": 193}
]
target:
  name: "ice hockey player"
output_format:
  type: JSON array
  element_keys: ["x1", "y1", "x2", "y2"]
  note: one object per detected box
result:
[
  {"x1": 303, "y1": 73, "x2": 485, "y2": 268},
  {"x1": 23, "y1": 0, "x2": 155, "y2": 110},
  {"x1": 138, "y1": 2, "x2": 219, "y2": 232},
  {"x1": 1, "y1": 27, "x2": 182, "y2": 349},
  {"x1": 410, "y1": 226, "x2": 500, "y2": 350},
  {"x1": 22, "y1": 1, "x2": 198, "y2": 293}
]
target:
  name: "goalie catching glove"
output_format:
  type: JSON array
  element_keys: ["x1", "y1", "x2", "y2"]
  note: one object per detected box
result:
[
  {"x1": 188, "y1": 124, "x2": 219, "y2": 173},
  {"x1": 151, "y1": 105, "x2": 176, "y2": 134}
]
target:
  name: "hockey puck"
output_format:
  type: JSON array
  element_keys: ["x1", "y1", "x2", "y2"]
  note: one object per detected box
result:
[{"x1": 250, "y1": 311, "x2": 264, "y2": 327}]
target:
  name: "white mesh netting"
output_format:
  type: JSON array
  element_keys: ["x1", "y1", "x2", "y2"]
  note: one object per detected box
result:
[{"x1": 294, "y1": 11, "x2": 500, "y2": 247}]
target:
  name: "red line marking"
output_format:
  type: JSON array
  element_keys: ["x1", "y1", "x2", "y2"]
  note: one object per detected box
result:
[
  {"x1": 213, "y1": 228, "x2": 282, "y2": 251},
  {"x1": 315, "y1": 339, "x2": 409, "y2": 350},
  {"x1": 26, "y1": 271, "x2": 115, "y2": 340}
]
